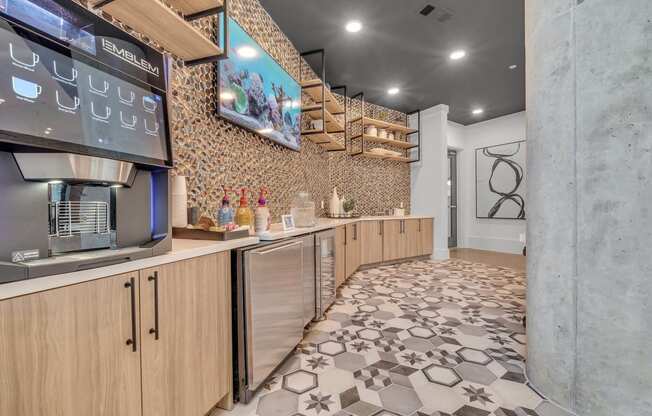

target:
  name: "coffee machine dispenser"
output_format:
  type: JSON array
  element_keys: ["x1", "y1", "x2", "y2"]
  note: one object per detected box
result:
[
  {"x1": 0, "y1": 152, "x2": 171, "y2": 283},
  {"x1": 0, "y1": 0, "x2": 174, "y2": 283}
]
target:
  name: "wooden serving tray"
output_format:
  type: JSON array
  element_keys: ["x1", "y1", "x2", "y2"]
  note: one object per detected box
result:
[{"x1": 172, "y1": 227, "x2": 250, "y2": 241}]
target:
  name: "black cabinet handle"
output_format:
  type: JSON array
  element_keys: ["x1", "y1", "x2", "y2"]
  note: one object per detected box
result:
[
  {"x1": 125, "y1": 278, "x2": 137, "y2": 352},
  {"x1": 344, "y1": 226, "x2": 347, "y2": 246},
  {"x1": 379, "y1": 221, "x2": 383, "y2": 236},
  {"x1": 353, "y1": 224, "x2": 358, "y2": 241},
  {"x1": 148, "y1": 272, "x2": 160, "y2": 340},
  {"x1": 418, "y1": 220, "x2": 421, "y2": 232}
]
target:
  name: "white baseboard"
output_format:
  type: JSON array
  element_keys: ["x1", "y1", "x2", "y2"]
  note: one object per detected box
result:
[{"x1": 463, "y1": 236, "x2": 524, "y2": 254}]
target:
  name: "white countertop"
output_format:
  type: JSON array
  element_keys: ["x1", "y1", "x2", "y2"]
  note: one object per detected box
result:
[
  {"x1": 258, "y1": 215, "x2": 433, "y2": 241},
  {"x1": 0, "y1": 215, "x2": 433, "y2": 300},
  {"x1": 0, "y1": 237, "x2": 259, "y2": 301}
]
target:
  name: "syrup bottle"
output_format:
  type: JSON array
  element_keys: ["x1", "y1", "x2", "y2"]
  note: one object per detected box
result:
[{"x1": 254, "y1": 187, "x2": 271, "y2": 235}]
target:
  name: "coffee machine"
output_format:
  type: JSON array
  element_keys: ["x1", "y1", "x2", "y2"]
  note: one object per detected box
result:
[{"x1": 0, "y1": 0, "x2": 173, "y2": 283}]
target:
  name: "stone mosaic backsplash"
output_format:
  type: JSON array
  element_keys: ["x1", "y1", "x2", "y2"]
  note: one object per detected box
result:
[{"x1": 78, "y1": 0, "x2": 412, "y2": 220}]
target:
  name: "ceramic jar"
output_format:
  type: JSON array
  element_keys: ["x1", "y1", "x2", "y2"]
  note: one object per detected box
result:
[{"x1": 365, "y1": 125, "x2": 378, "y2": 137}]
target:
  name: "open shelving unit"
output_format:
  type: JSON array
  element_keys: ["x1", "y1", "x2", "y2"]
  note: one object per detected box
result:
[
  {"x1": 349, "y1": 92, "x2": 421, "y2": 163},
  {"x1": 92, "y1": 0, "x2": 229, "y2": 65},
  {"x1": 299, "y1": 49, "x2": 347, "y2": 152}
]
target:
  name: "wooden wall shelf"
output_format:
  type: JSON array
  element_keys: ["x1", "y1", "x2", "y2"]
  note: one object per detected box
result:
[
  {"x1": 169, "y1": 0, "x2": 222, "y2": 15},
  {"x1": 349, "y1": 116, "x2": 417, "y2": 134},
  {"x1": 354, "y1": 134, "x2": 418, "y2": 149},
  {"x1": 303, "y1": 132, "x2": 345, "y2": 151},
  {"x1": 302, "y1": 105, "x2": 344, "y2": 133},
  {"x1": 93, "y1": 0, "x2": 223, "y2": 62},
  {"x1": 356, "y1": 152, "x2": 411, "y2": 163},
  {"x1": 348, "y1": 92, "x2": 421, "y2": 163},
  {"x1": 301, "y1": 80, "x2": 345, "y2": 115}
]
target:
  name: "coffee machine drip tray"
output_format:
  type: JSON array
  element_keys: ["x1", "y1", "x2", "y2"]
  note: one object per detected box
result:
[
  {"x1": 5, "y1": 245, "x2": 155, "y2": 282},
  {"x1": 49, "y1": 201, "x2": 112, "y2": 254}
]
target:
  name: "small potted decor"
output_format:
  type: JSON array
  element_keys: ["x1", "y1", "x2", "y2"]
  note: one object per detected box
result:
[{"x1": 343, "y1": 199, "x2": 355, "y2": 217}]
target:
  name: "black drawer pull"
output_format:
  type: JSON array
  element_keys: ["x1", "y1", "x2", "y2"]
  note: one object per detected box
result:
[
  {"x1": 148, "y1": 272, "x2": 160, "y2": 340},
  {"x1": 125, "y1": 278, "x2": 137, "y2": 352}
]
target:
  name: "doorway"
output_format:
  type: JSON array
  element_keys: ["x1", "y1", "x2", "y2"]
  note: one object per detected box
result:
[{"x1": 448, "y1": 150, "x2": 458, "y2": 248}]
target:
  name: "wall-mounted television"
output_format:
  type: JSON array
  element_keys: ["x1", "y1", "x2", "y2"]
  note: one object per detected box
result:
[
  {"x1": 0, "y1": 0, "x2": 172, "y2": 168},
  {"x1": 218, "y1": 17, "x2": 301, "y2": 151}
]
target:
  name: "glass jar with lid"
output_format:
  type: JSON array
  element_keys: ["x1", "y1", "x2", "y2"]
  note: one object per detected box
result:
[{"x1": 291, "y1": 191, "x2": 316, "y2": 227}]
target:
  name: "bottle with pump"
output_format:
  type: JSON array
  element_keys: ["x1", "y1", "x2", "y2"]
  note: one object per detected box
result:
[
  {"x1": 235, "y1": 187, "x2": 253, "y2": 229},
  {"x1": 254, "y1": 187, "x2": 271, "y2": 235},
  {"x1": 217, "y1": 186, "x2": 235, "y2": 228}
]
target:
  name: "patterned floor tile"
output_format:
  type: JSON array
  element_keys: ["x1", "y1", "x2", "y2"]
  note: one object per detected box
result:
[{"x1": 225, "y1": 260, "x2": 569, "y2": 416}]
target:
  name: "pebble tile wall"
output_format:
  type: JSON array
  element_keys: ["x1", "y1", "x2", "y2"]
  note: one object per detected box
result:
[{"x1": 79, "y1": 0, "x2": 412, "y2": 220}]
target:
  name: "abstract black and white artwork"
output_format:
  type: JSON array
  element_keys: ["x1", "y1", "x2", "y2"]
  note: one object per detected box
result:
[{"x1": 476, "y1": 140, "x2": 526, "y2": 220}]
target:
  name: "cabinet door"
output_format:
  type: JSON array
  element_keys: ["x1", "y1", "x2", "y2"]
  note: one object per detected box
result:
[
  {"x1": 140, "y1": 253, "x2": 231, "y2": 416},
  {"x1": 0, "y1": 274, "x2": 142, "y2": 416},
  {"x1": 382, "y1": 220, "x2": 404, "y2": 261},
  {"x1": 335, "y1": 226, "x2": 346, "y2": 287},
  {"x1": 405, "y1": 219, "x2": 422, "y2": 258},
  {"x1": 361, "y1": 220, "x2": 383, "y2": 265},
  {"x1": 420, "y1": 218, "x2": 434, "y2": 256},
  {"x1": 346, "y1": 222, "x2": 361, "y2": 277}
]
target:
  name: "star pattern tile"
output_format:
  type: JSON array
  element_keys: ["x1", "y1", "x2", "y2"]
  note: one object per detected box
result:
[{"x1": 222, "y1": 260, "x2": 573, "y2": 416}]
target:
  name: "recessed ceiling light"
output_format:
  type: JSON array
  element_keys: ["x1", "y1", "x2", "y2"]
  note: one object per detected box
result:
[
  {"x1": 387, "y1": 87, "x2": 400, "y2": 95},
  {"x1": 236, "y1": 46, "x2": 257, "y2": 58},
  {"x1": 345, "y1": 20, "x2": 362, "y2": 33},
  {"x1": 472, "y1": 108, "x2": 484, "y2": 115},
  {"x1": 509, "y1": 64, "x2": 518, "y2": 70},
  {"x1": 48, "y1": 180, "x2": 63, "y2": 184},
  {"x1": 110, "y1": 184, "x2": 124, "y2": 188},
  {"x1": 449, "y1": 50, "x2": 467, "y2": 60}
]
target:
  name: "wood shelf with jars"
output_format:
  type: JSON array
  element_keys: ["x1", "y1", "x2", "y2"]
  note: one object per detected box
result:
[
  {"x1": 299, "y1": 49, "x2": 348, "y2": 152},
  {"x1": 348, "y1": 93, "x2": 421, "y2": 163}
]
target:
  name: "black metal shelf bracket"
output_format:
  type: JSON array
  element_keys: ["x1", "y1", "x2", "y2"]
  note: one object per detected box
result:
[
  {"x1": 349, "y1": 91, "x2": 365, "y2": 156},
  {"x1": 184, "y1": 0, "x2": 230, "y2": 66},
  {"x1": 407, "y1": 109, "x2": 422, "y2": 163}
]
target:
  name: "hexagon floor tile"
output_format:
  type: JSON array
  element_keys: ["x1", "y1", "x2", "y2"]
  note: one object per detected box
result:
[{"x1": 222, "y1": 259, "x2": 567, "y2": 416}]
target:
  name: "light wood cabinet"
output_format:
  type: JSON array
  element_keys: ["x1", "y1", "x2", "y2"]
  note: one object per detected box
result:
[
  {"x1": 140, "y1": 253, "x2": 231, "y2": 416},
  {"x1": 420, "y1": 218, "x2": 434, "y2": 256},
  {"x1": 335, "y1": 226, "x2": 346, "y2": 287},
  {"x1": 405, "y1": 219, "x2": 422, "y2": 258},
  {"x1": 361, "y1": 220, "x2": 383, "y2": 265},
  {"x1": 0, "y1": 252, "x2": 232, "y2": 416},
  {"x1": 0, "y1": 273, "x2": 142, "y2": 416},
  {"x1": 382, "y1": 220, "x2": 406, "y2": 261},
  {"x1": 345, "y1": 222, "x2": 362, "y2": 278}
]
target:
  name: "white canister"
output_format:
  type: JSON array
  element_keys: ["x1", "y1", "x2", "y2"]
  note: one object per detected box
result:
[
  {"x1": 378, "y1": 129, "x2": 387, "y2": 139},
  {"x1": 365, "y1": 125, "x2": 378, "y2": 137},
  {"x1": 171, "y1": 175, "x2": 188, "y2": 228}
]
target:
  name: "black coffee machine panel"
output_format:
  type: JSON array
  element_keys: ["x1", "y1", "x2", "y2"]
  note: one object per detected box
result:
[{"x1": 0, "y1": 0, "x2": 173, "y2": 283}]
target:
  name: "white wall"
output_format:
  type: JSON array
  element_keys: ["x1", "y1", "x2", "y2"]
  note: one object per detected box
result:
[
  {"x1": 411, "y1": 105, "x2": 450, "y2": 259},
  {"x1": 448, "y1": 111, "x2": 527, "y2": 254}
]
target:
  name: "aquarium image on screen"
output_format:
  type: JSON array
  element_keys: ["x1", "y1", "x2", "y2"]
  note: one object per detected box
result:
[{"x1": 219, "y1": 17, "x2": 301, "y2": 151}]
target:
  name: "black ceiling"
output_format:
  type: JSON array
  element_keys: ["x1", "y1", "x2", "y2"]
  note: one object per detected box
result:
[{"x1": 258, "y1": 0, "x2": 525, "y2": 125}]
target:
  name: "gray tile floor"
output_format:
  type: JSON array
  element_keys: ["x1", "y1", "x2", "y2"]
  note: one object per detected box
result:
[{"x1": 218, "y1": 259, "x2": 572, "y2": 416}]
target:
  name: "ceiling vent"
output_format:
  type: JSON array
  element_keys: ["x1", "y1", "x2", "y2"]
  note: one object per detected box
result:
[
  {"x1": 419, "y1": 4, "x2": 435, "y2": 16},
  {"x1": 419, "y1": 3, "x2": 454, "y2": 23}
]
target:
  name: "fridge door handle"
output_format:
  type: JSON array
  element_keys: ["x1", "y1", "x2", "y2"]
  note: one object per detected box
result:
[{"x1": 253, "y1": 241, "x2": 303, "y2": 255}]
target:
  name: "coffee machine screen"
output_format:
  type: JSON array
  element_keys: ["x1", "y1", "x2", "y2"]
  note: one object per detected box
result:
[{"x1": 0, "y1": 14, "x2": 171, "y2": 167}]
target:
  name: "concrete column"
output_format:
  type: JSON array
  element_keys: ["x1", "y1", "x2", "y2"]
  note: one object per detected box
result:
[
  {"x1": 411, "y1": 104, "x2": 450, "y2": 259},
  {"x1": 526, "y1": 0, "x2": 652, "y2": 415}
]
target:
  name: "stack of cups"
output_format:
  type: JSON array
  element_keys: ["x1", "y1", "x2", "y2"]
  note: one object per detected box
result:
[{"x1": 171, "y1": 175, "x2": 188, "y2": 228}]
